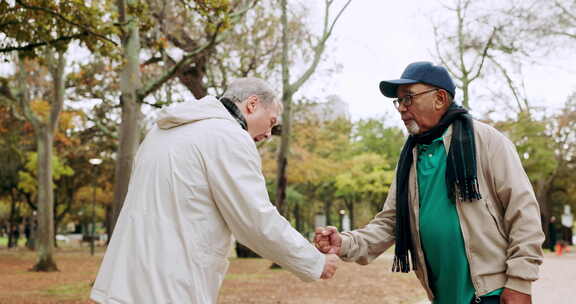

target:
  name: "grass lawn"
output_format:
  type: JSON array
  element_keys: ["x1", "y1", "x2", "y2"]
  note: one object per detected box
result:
[{"x1": 0, "y1": 236, "x2": 27, "y2": 248}]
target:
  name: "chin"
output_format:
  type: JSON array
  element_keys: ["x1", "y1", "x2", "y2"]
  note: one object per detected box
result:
[{"x1": 405, "y1": 121, "x2": 421, "y2": 135}]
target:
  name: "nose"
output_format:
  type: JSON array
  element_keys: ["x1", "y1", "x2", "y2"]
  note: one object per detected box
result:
[
  {"x1": 397, "y1": 102, "x2": 408, "y2": 112},
  {"x1": 254, "y1": 130, "x2": 272, "y2": 142}
]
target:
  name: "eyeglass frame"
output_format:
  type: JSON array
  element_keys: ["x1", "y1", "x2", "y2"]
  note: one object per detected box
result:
[{"x1": 392, "y1": 88, "x2": 439, "y2": 109}]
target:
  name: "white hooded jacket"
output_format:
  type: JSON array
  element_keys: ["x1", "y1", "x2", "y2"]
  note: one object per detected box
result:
[{"x1": 90, "y1": 96, "x2": 325, "y2": 304}]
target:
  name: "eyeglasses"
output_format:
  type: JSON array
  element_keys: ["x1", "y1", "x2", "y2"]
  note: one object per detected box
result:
[{"x1": 392, "y1": 88, "x2": 438, "y2": 109}]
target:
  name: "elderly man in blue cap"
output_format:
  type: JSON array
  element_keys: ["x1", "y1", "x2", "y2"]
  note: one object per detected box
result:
[{"x1": 315, "y1": 62, "x2": 544, "y2": 304}]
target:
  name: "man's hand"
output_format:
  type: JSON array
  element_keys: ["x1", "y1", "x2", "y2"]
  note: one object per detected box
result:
[
  {"x1": 500, "y1": 288, "x2": 531, "y2": 304},
  {"x1": 314, "y1": 226, "x2": 342, "y2": 255},
  {"x1": 320, "y1": 253, "x2": 339, "y2": 279}
]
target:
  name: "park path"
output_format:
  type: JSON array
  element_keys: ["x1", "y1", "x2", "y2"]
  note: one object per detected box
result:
[{"x1": 532, "y1": 250, "x2": 576, "y2": 303}]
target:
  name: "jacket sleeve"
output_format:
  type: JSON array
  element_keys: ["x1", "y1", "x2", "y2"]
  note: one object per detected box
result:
[
  {"x1": 202, "y1": 130, "x2": 324, "y2": 282},
  {"x1": 487, "y1": 130, "x2": 545, "y2": 294},
  {"x1": 340, "y1": 176, "x2": 397, "y2": 265}
]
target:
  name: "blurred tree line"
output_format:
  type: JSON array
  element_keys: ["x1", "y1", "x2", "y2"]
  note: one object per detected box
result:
[{"x1": 0, "y1": 0, "x2": 575, "y2": 271}]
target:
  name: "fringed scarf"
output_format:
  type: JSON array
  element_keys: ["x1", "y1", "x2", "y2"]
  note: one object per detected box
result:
[
  {"x1": 393, "y1": 103, "x2": 482, "y2": 273},
  {"x1": 220, "y1": 97, "x2": 248, "y2": 130}
]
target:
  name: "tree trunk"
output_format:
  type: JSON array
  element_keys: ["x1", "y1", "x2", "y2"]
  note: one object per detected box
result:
[
  {"x1": 536, "y1": 177, "x2": 553, "y2": 246},
  {"x1": 271, "y1": 5, "x2": 292, "y2": 266},
  {"x1": 53, "y1": 191, "x2": 59, "y2": 248},
  {"x1": 275, "y1": 154, "x2": 288, "y2": 215},
  {"x1": 177, "y1": 61, "x2": 208, "y2": 99},
  {"x1": 105, "y1": 204, "x2": 113, "y2": 244},
  {"x1": 536, "y1": 178, "x2": 552, "y2": 216},
  {"x1": 462, "y1": 81, "x2": 470, "y2": 109},
  {"x1": 31, "y1": 49, "x2": 65, "y2": 272},
  {"x1": 7, "y1": 194, "x2": 18, "y2": 248},
  {"x1": 111, "y1": 0, "x2": 142, "y2": 236},
  {"x1": 32, "y1": 129, "x2": 58, "y2": 271},
  {"x1": 274, "y1": 0, "x2": 350, "y2": 217},
  {"x1": 53, "y1": 186, "x2": 74, "y2": 248},
  {"x1": 28, "y1": 216, "x2": 37, "y2": 250},
  {"x1": 110, "y1": 97, "x2": 141, "y2": 235},
  {"x1": 274, "y1": 0, "x2": 292, "y2": 217},
  {"x1": 324, "y1": 200, "x2": 332, "y2": 227},
  {"x1": 345, "y1": 199, "x2": 355, "y2": 230},
  {"x1": 294, "y1": 203, "x2": 302, "y2": 232}
]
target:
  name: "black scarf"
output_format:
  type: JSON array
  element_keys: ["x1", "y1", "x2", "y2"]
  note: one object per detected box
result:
[
  {"x1": 393, "y1": 103, "x2": 481, "y2": 273},
  {"x1": 220, "y1": 97, "x2": 248, "y2": 130}
]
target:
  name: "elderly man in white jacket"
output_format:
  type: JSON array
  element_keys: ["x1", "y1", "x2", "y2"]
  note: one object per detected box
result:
[{"x1": 90, "y1": 78, "x2": 338, "y2": 304}]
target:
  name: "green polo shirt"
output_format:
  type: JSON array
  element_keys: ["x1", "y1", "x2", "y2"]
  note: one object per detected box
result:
[{"x1": 417, "y1": 137, "x2": 502, "y2": 303}]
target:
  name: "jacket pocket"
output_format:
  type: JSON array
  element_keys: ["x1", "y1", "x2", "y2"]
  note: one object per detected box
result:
[{"x1": 484, "y1": 199, "x2": 508, "y2": 242}]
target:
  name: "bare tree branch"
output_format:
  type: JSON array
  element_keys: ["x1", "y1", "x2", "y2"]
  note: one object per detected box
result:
[
  {"x1": 137, "y1": 26, "x2": 223, "y2": 101},
  {"x1": 141, "y1": 56, "x2": 163, "y2": 67},
  {"x1": 546, "y1": 31, "x2": 576, "y2": 40},
  {"x1": 487, "y1": 55, "x2": 526, "y2": 113},
  {"x1": 432, "y1": 24, "x2": 459, "y2": 77},
  {"x1": 554, "y1": 1, "x2": 576, "y2": 22},
  {"x1": 229, "y1": 0, "x2": 260, "y2": 18},
  {"x1": 138, "y1": 1, "x2": 256, "y2": 101},
  {"x1": 15, "y1": 0, "x2": 117, "y2": 46},
  {"x1": 291, "y1": 0, "x2": 352, "y2": 92},
  {"x1": 469, "y1": 27, "x2": 497, "y2": 82},
  {"x1": 325, "y1": 0, "x2": 351, "y2": 39},
  {"x1": 16, "y1": 59, "x2": 41, "y2": 129},
  {"x1": 0, "y1": 33, "x2": 88, "y2": 54},
  {"x1": 461, "y1": 0, "x2": 472, "y2": 20},
  {"x1": 456, "y1": 0, "x2": 469, "y2": 82}
]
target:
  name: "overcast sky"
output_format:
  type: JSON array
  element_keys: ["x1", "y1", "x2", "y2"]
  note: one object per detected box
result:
[
  {"x1": 2, "y1": 0, "x2": 574, "y2": 123},
  {"x1": 297, "y1": 1, "x2": 576, "y2": 121}
]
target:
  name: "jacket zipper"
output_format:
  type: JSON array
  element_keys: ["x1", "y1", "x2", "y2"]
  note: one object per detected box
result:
[
  {"x1": 411, "y1": 149, "x2": 434, "y2": 299},
  {"x1": 456, "y1": 198, "x2": 481, "y2": 298},
  {"x1": 444, "y1": 127, "x2": 482, "y2": 299}
]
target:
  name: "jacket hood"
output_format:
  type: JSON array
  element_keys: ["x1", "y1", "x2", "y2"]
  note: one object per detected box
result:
[{"x1": 156, "y1": 95, "x2": 233, "y2": 130}]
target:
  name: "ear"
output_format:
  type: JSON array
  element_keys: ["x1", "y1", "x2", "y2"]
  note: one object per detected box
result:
[
  {"x1": 434, "y1": 90, "x2": 449, "y2": 111},
  {"x1": 246, "y1": 95, "x2": 258, "y2": 114}
]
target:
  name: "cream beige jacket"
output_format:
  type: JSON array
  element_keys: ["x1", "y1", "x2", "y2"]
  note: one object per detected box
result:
[
  {"x1": 91, "y1": 96, "x2": 324, "y2": 304},
  {"x1": 340, "y1": 120, "x2": 544, "y2": 301}
]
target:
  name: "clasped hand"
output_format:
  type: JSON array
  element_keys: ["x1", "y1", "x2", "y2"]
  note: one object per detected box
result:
[{"x1": 315, "y1": 226, "x2": 342, "y2": 279}]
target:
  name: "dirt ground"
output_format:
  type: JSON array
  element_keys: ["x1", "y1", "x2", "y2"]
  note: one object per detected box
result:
[
  {"x1": 0, "y1": 247, "x2": 424, "y2": 304},
  {"x1": 1, "y1": 246, "x2": 574, "y2": 304},
  {"x1": 218, "y1": 255, "x2": 425, "y2": 304},
  {"x1": 0, "y1": 248, "x2": 98, "y2": 304}
]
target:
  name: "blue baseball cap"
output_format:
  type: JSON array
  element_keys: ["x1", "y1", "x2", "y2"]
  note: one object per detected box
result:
[{"x1": 379, "y1": 62, "x2": 456, "y2": 98}]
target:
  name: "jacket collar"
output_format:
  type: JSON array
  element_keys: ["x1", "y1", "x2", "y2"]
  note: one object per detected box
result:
[{"x1": 219, "y1": 97, "x2": 248, "y2": 131}]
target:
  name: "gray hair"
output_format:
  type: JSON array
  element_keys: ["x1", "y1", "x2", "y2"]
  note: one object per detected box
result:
[{"x1": 222, "y1": 77, "x2": 281, "y2": 110}]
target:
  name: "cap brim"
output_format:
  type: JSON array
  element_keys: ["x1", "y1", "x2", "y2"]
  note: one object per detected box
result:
[{"x1": 379, "y1": 79, "x2": 419, "y2": 98}]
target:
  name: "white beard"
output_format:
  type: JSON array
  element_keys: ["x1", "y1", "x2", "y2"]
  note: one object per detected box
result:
[{"x1": 405, "y1": 120, "x2": 421, "y2": 135}]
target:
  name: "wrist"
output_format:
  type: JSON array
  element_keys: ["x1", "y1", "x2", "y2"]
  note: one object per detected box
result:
[
  {"x1": 339, "y1": 234, "x2": 351, "y2": 257},
  {"x1": 504, "y1": 277, "x2": 532, "y2": 295}
]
